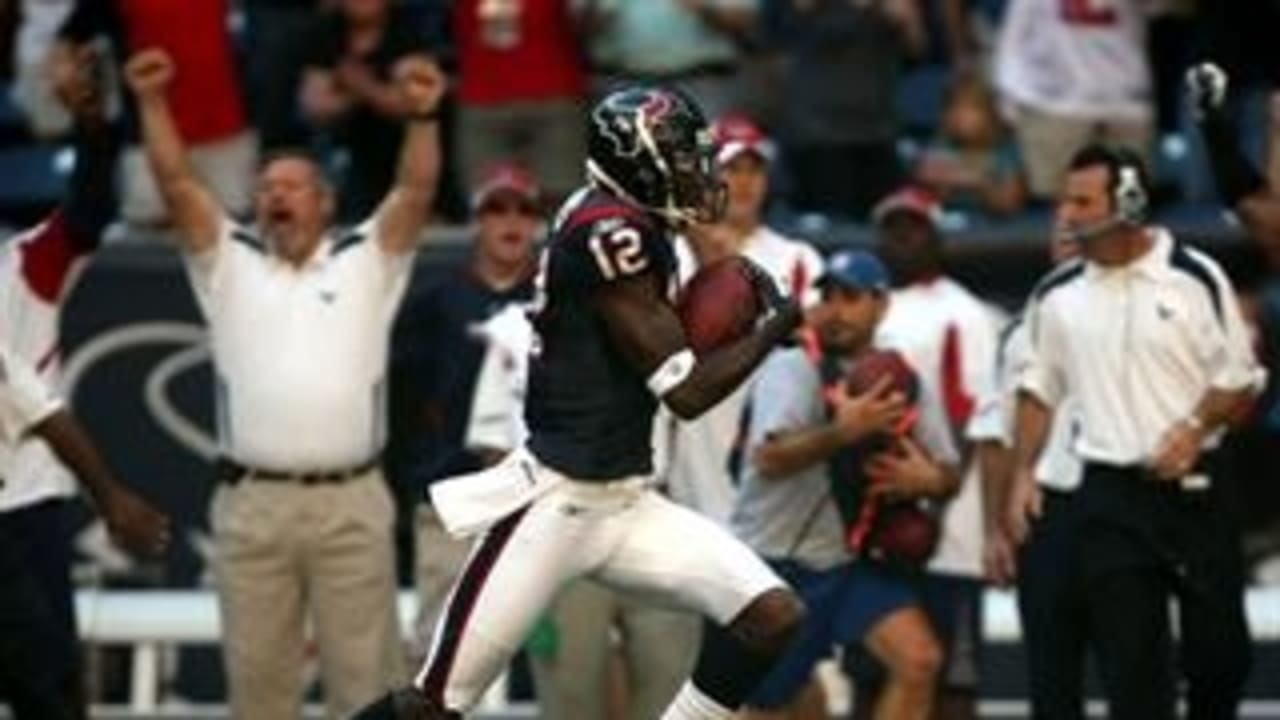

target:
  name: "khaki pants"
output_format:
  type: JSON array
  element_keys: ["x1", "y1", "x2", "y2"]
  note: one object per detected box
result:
[
  {"x1": 211, "y1": 471, "x2": 403, "y2": 720},
  {"x1": 530, "y1": 579, "x2": 701, "y2": 720},
  {"x1": 412, "y1": 504, "x2": 475, "y2": 661},
  {"x1": 1011, "y1": 104, "x2": 1154, "y2": 199}
]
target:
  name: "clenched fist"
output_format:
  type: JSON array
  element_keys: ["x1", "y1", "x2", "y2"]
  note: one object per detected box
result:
[
  {"x1": 124, "y1": 48, "x2": 176, "y2": 98},
  {"x1": 395, "y1": 56, "x2": 446, "y2": 117},
  {"x1": 1186, "y1": 62, "x2": 1228, "y2": 121}
]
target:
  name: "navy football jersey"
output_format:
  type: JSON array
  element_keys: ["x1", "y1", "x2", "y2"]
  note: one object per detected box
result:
[{"x1": 524, "y1": 187, "x2": 678, "y2": 480}]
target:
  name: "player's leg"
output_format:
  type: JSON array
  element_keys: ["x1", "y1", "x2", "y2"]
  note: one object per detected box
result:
[
  {"x1": 595, "y1": 491, "x2": 804, "y2": 720},
  {"x1": 412, "y1": 504, "x2": 474, "y2": 663},
  {"x1": 740, "y1": 562, "x2": 847, "y2": 720},
  {"x1": 355, "y1": 481, "x2": 598, "y2": 718}
]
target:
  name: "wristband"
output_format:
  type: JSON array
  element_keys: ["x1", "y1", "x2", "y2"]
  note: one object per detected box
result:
[{"x1": 647, "y1": 349, "x2": 696, "y2": 398}]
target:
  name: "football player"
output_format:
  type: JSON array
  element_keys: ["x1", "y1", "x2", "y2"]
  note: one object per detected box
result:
[{"x1": 354, "y1": 88, "x2": 807, "y2": 720}]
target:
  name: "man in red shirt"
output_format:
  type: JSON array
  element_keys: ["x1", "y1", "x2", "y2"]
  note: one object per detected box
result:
[
  {"x1": 452, "y1": 0, "x2": 590, "y2": 205},
  {"x1": 53, "y1": 0, "x2": 256, "y2": 226}
]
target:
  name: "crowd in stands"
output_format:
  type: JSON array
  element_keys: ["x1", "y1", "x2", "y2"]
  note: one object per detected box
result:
[{"x1": 0, "y1": 0, "x2": 1276, "y2": 231}]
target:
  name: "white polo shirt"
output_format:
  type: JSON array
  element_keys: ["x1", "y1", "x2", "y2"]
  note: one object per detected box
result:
[
  {"x1": 185, "y1": 216, "x2": 413, "y2": 471},
  {"x1": 1020, "y1": 228, "x2": 1265, "y2": 466},
  {"x1": 877, "y1": 276, "x2": 1002, "y2": 578},
  {"x1": 0, "y1": 213, "x2": 95, "y2": 512},
  {"x1": 660, "y1": 226, "x2": 824, "y2": 524},
  {"x1": 967, "y1": 315, "x2": 1082, "y2": 491}
]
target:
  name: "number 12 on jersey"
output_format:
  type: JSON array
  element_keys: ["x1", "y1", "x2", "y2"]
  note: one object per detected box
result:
[{"x1": 590, "y1": 227, "x2": 649, "y2": 281}]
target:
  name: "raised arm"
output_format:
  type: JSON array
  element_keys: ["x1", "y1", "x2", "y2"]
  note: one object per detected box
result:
[
  {"x1": 372, "y1": 56, "x2": 447, "y2": 256},
  {"x1": 123, "y1": 49, "x2": 222, "y2": 253}
]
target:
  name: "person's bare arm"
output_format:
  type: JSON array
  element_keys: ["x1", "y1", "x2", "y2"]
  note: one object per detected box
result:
[
  {"x1": 123, "y1": 49, "x2": 221, "y2": 252},
  {"x1": 595, "y1": 269, "x2": 802, "y2": 421},
  {"x1": 32, "y1": 411, "x2": 170, "y2": 556},
  {"x1": 371, "y1": 56, "x2": 446, "y2": 255},
  {"x1": 754, "y1": 376, "x2": 906, "y2": 479}
]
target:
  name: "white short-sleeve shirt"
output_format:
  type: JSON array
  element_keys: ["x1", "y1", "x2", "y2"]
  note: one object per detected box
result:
[
  {"x1": 0, "y1": 343, "x2": 62, "y2": 449},
  {"x1": 1020, "y1": 228, "x2": 1265, "y2": 466},
  {"x1": 0, "y1": 213, "x2": 95, "y2": 512},
  {"x1": 967, "y1": 315, "x2": 1082, "y2": 491},
  {"x1": 184, "y1": 216, "x2": 414, "y2": 471}
]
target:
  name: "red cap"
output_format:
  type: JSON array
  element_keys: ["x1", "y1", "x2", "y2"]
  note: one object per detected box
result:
[
  {"x1": 471, "y1": 162, "x2": 541, "y2": 211},
  {"x1": 871, "y1": 186, "x2": 943, "y2": 227},
  {"x1": 710, "y1": 114, "x2": 775, "y2": 166}
]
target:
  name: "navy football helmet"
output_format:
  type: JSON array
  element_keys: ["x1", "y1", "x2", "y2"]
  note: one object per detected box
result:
[{"x1": 586, "y1": 86, "x2": 724, "y2": 225}]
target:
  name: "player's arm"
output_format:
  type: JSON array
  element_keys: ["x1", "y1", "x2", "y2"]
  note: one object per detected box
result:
[
  {"x1": 595, "y1": 270, "x2": 802, "y2": 421},
  {"x1": 123, "y1": 49, "x2": 222, "y2": 254},
  {"x1": 371, "y1": 56, "x2": 446, "y2": 256}
]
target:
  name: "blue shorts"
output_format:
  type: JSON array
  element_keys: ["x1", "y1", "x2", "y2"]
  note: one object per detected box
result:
[{"x1": 749, "y1": 558, "x2": 920, "y2": 709}]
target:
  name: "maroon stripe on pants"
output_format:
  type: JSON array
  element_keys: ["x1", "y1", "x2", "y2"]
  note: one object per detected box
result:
[{"x1": 419, "y1": 507, "x2": 529, "y2": 705}]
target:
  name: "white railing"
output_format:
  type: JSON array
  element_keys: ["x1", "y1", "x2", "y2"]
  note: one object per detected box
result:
[{"x1": 76, "y1": 587, "x2": 1280, "y2": 714}]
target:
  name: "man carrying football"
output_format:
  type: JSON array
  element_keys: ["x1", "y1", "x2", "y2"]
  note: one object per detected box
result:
[
  {"x1": 732, "y1": 250, "x2": 961, "y2": 720},
  {"x1": 354, "y1": 87, "x2": 808, "y2": 720}
]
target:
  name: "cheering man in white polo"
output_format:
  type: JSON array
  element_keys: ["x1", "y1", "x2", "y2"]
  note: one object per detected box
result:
[{"x1": 124, "y1": 47, "x2": 445, "y2": 719}]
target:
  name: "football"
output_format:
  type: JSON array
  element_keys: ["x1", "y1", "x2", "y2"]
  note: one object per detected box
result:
[
  {"x1": 845, "y1": 348, "x2": 920, "y2": 405},
  {"x1": 677, "y1": 257, "x2": 762, "y2": 356},
  {"x1": 868, "y1": 501, "x2": 941, "y2": 568}
]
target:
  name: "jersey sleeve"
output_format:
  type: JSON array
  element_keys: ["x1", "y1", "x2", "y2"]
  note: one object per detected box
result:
[{"x1": 555, "y1": 214, "x2": 668, "y2": 291}]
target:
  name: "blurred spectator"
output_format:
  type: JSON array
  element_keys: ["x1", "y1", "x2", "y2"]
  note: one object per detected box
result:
[
  {"x1": 1185, "y1": 0, "x2": 1280, "y2": 201},
  {"x1": 915, "y1": 74, "x2": 1027, "y2": 218},
  {"x1": 587, "y1": 0, "x2": 757, "y2": 120},
  {"x1": 0, "y1": 51, "x2": 166, "y2": 720},
  {"x1": 734, "y1": 250, "x2": 959, "y2": 720},
  {"x1": 301, "y1": 0, "x2": 433, "y2": 222},
  {"x1": 993, "y1": 0, "x2": 1154, "y2": 201},
  {"x1": 774, "y1": 0, "x2": 924, "y2": 219},
  {"x1": 865, "y1": 187, "x2": 1001, "y2": 720},
  {"x1": 244, "y1": 0, "x2": 323, "y2": 150},
  {"x1": 384, "y1": 162, "x2": 538, "y2": 659},
  {"x1": 53, "y1": 0, "x2": 255, "y2": 226},
  {"x1": 11, "y1": 0, "x2": 78, "y2": 138},
  {"x1": 663, "y1": 114, "x2": 823, "y2": 526},
  {"x1": 451, "y1": 0, "x2": 589, "y2": 206}
]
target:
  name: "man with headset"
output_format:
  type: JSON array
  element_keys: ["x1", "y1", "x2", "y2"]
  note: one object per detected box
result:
[{"x1": 1010, "y1": 143, "x2": 1262, "y2": 718}]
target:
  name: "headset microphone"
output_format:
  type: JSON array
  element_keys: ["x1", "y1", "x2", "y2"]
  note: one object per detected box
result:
[{"x1": 1062, "y1": 215, "x2": 1125, "y2": 243}]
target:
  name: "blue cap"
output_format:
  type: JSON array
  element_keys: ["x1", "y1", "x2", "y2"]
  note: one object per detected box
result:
[{"x1": 819, "y1": 250, "x2": 890, "y2": 293}]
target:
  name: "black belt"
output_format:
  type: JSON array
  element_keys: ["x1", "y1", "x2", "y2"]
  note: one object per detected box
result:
[{"x1": 216, "y1": 457, "x2": 380, "y2": 486}]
